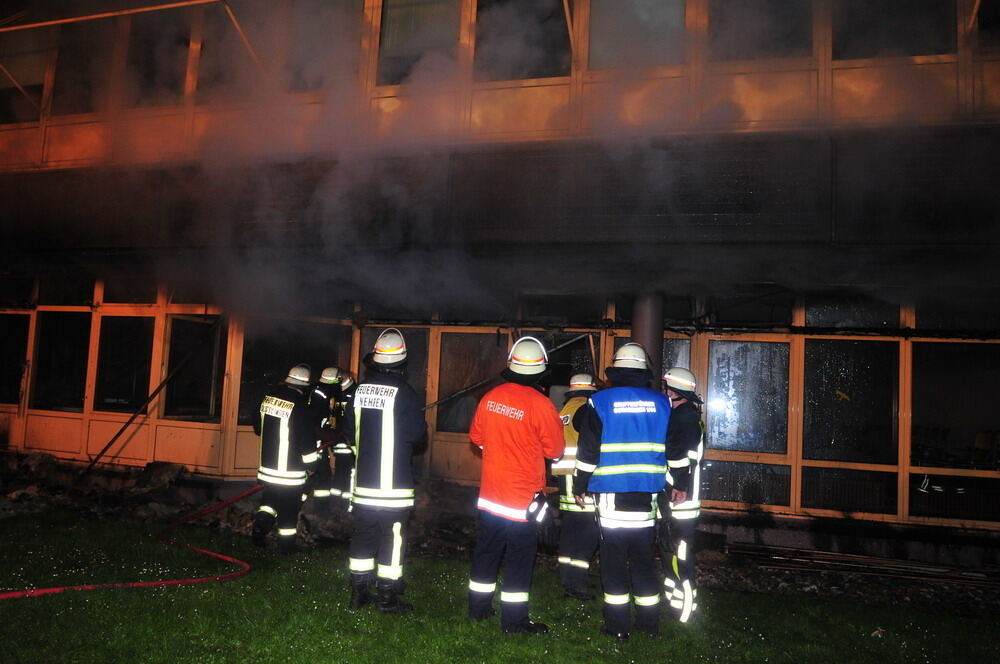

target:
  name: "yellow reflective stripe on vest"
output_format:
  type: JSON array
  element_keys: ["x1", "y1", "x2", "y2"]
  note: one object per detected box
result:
[
  {"x1": 592, "y1": 463, "x2": 667, "y2": 476},
  {"x1": 600, "y1": 442, "x2": 666, "y2": 453}
]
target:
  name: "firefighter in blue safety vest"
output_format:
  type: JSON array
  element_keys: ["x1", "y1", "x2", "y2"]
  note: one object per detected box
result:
[
  {"x1": 551, "y1": 372, "x2": 600, "y2": 600},
  {"x1": 308, "y1": 367, "x2": 343, "y2": 503},
  {"x1": 574, "y1": 343, "x2": 671, "y2": 641},
  {"x1": 329, "y1": 371, "x2": 357, "y2": 504},
  {"x1": 468, "y1": 336, "x2": 565, "y2": 634},
  {"x1": 345, "y1": 329, "x2": 427, "y2": 613},
  {"x1": 659, "y1": 366, "x2": 706, "y2": 623},
  {"x1": 252, "y1": 364, "x2": 319, "y2": 554}
]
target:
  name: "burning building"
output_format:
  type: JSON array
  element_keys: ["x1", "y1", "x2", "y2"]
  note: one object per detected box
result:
[{"x1": 1, "y1": 0, "x2": 999, "y2": 537}]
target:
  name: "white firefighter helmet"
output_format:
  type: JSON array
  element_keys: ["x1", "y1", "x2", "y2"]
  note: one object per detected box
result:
[
  {"x1": 285, "y1": 364, "x2": 311, "y2": 386},
  {"x1": 568, "y1": 373, "x2": 597, "y2": 392},
  {"x1": 372, "y1": 328, "x2": 407, "y2": 365},
  {"x1": 507, "y1": 336, "x2": 548, "y2": 375},
  {"x1": 663, "y1": 366, "x2": 703, "y2": 403},
  {"x1": 613, "y1": 342, "x2": 648, "y2": 369},
  {"x1": 319, "y1": 367, "x2": 342, "y2": 385}
]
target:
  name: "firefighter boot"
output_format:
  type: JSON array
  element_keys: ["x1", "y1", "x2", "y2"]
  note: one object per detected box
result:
[
  {"x1": 349, "y1": 576, "x2": 373, "y2": 610},
  {"x1": 251, "y1": 511, "x2": 274, "y2": 548},
  {"x1": 376, "y1": 580, "x2": 413, "y2": 614}
]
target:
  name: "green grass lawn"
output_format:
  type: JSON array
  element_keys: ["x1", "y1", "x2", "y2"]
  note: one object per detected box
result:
[{"x1": 0, "y1": 508, "x2": 996, "y2": 664}]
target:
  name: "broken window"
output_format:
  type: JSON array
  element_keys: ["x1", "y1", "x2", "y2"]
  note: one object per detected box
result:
[
  {"x1": 701, "y1": 460, "x2": 790, "y2": 505},
  {"x1": 707, "y1": 340, "x2": 788, "y2": 453},
  {"x1": 30, "y1": 312, "x2": 91, "y2": 412},
  {"x1": 805, "y1": 294, "x2": 898, "y2": 329},
  {"x1": 287, "y1": 0, "x2": 363, "y2": 92},
  {"x1": 0, "y1": 314, "x2": 29, "y2": 404},
  {"x1": 804, "y1": 339, "x2": 898, "y2": 464},
  {"x1": 361, "y1": 327, "x2": 428, "y2": 404},
  {"x1": 912, "y1": 342, "x2": 1000, "y2": 470},
  {"x1": 94, "y1": 316, "x2": 154, "y2": 414},
  {"x1": 801, "y1": 467, "x2": 897, "y2": 514},
  {"x1": 163, "y1": 316, "x2": 227, "y2": 422},
  {"x1": 51, "y1": 18, "x2": 114, "y2": 115},
  {"x1": 436, "y1": 332, "x2": 506, "y2": 433},
  {"x1": 589, "y1": 0, "x2": 686, "y2": 69},
  {"x1": 377, "y1": 0, "x2": 460, "y2": 85},
  {"x1": 238, "y1": 320, "x2": 353, "y2": 426},
  {"x1": 124, "y1": 9, "x2": 191, "y2": 107},
  {"x1": 833, "y1": 0, "x2": 956, "y2": 60},
  {"x1": 0, "y1": 28, "x2": 52, "y2": 124},
  {"x1": 197, "y1": 0, "x2": 273, "y2": 103},
  {"x1": 474, "y1": 0, "x2": 571, "y2": 81},
  {"x1": 708, "y1": 0, "x2": 812, "y2": 61},
  {"x1": 910, "y1": 474, "x2": 1000, "y2": 522}
]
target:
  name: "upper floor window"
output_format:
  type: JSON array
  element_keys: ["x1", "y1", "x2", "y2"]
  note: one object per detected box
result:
[
  {"x1": 833, "y1": 0, "x2": 956, "y2": 60},
  {"x1": 978, "y1": 0, "x2": 1000, "y2": 53},
  {"x1": 708, "y1": 0, "x2": 813, "y2": 62},
  {"x1": 51, "y1": 19, "x2": 114, "y2": 116},
  {"x1": 124, "y1": 9, "x2": 191, "y2": 107},
  {"x1": 378, "y1": 0, "x2": 460, "y2": 86},
  {"x1": 474, "y1": 0, "x2": 571, "y2": 81},
  {"x1": 589, "y1": 0, "x2": 686, "y2": 69},
  {"x1": 197, "y1": 0, "x2": 274, "y2": 104},
  {"x1": 0, "y1": 28, "x2": 52, "y2": 124},
  {"x1": 287, "y1": 0, "x2": 364, "y2": 92}
]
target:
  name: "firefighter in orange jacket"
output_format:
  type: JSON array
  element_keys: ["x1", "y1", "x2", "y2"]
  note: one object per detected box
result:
[{"x1": 468, "y1": 336, "x2": 564, "y2": 634}]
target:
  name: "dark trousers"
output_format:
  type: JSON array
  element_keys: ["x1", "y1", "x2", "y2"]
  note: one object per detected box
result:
[
  {"x1": 660, "y1": 514, "x2": 699, "y2": 622},
  {"x1": 557, "y1": 510, "x2": 600, "y2": 592},
  {"x1": 599, "y1": 525, "x2": 661, "y2": 634},
  {"x1": 256, "y1": 482, "x2": 306, "y2": 540},
  {"x1": 469, "y1": 511, "x2": 538, "y2": 628},
  {"x1": 310, "y1": 447, "x2": 334, "y2": 498},
  {"x1": 349, "y1": 506, "x2": 410, "y2": 584},
  {"x1": 331, "y1": 450, "x2": 356, "y2": 501}
]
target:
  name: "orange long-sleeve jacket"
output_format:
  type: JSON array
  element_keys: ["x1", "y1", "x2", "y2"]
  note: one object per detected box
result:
[{"x1": 470, "y1": 382, "x2": 564, "y2": 521}]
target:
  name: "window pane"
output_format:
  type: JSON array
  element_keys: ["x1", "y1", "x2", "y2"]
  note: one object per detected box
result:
[
  {"x1": 912, "y1": 342, "x2": 1000, "y2": 470},
  {"x1": 52, "y1": 19, "x2": 114, "y2": 115},
  {"x1": 519, "y1": 292, "x2": 605, "y2": 325},
  {"x1": 910, "y1": 474, "x2": 1000, "y2": 522},
  {"x1": 833, "y1": 0, "x2": 956, "y2": 60},
  {"x1": 239, "y1": 320, "x2": 353, "y2": 426},
  {"x1": 0, "y1": 28, "x2": 52, "y2": 124},
  {"x1": 589, "y1": 0, "x2": 685, "y2": 69},
  {"x1": 805, "y1": 294, "x2": 897, "y2": 328},
  {"x1": 474, "y1": 0, "x2": 571, "y2": 81},
  {"x1": 709, "y1": 0, "x2": 812, "y2": 61},
  {"x1": 0, "y1": 276, "x2": 34, "y2": 308},
  {"x1": 707, "y1": 340, "x2": 788, "y2": 453},
  {"x1": 804, "y1": 340, "x2": 897, "y2": 464},
  {"x1": 163, "y1": 316, "x2": 227, "y2": 421},
  {"x1": 916, "y1": 299, "x2": 1000, "y2": 332},
  {"x1": 0, "y1": 315, "x2": 29, "y2": 404},
  {"x1": 102, "y1": 274, "x2": 157, "y2": 304},
  {"x1": 801, "y1": 467, "x2": 897, "y2": 514},
  {"x1": 711, "y1": 289, "x2": 793, "y2": 327},
  {"x1": 197, "y1": 0, "x2": 274, "y2": 103},
  {"x1": 30, "y1": 312, "x2": 91, "y2": 412},
  {"x1": 125, "y1": 9, "x2": 191, "y2": 107},
  {"x1": 437, "y1": 332, "x2": 506, "y2": 433},
  {"x1": 37, "y1": 273, "x2": 94, "y2": 306},
  {"x1": 702, "y1": 460, "x2": 790, "y2": 505},
  {"x1": 288, "y1": 0, "x2": 363, "y2": 92},
  {"x1": 361, "y1": 327, "x2": 428, "y2": 404},
  {"x1": 981, "y1": 0, "x2": 1000, "y2": 53},
  {"x1": 94, "y1": 317, "x2": 154, "y2": 413},
  {"x1": 378, "y1": 0, "x2": 460, "y2": 85}
]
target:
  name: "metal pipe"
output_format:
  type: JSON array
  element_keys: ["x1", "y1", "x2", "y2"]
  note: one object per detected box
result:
[
  {"x1": 0, "y1": 0, "x2": 221, "y2": 34},
  {"x1": 0, "y1": 61, "x2": 40, "y2": 112},
  {"x1": 968, "y1": 0, "x2": 983, "y2": 34},
  {"x1": 561, "y1": 0, "x2": 576, "y2": 56},
  {"x1": 221, "y1": 0, "x2": 264, "y2": 72}
]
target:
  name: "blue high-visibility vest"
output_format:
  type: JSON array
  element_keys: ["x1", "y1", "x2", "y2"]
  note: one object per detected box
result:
[{"x1": 588, "y1": 386, "x2": 671, "y2": 494}]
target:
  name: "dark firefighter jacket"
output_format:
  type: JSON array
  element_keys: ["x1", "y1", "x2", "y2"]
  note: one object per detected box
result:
[
  {"x1": 665, "y1": 401, "x2": 703, "y2": 494},
  {"x1": 345, "y1": 368, "x2": 427, "y2": 509},
  {"x1": 255, "y1": 383, "x2": 316, "y2": 486}
]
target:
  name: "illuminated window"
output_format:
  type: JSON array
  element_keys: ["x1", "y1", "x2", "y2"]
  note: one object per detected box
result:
[
  {"x1": 51, "y1": 19, "x2": 114, "y2": 115},
  {"x1": 589, "y1": 0, "x2": 685, "y2": 69},
  {"x1": 437, "y1": 332, "x2": 505, "y2": 433},
  {"x1": 124, "y1": 9, "x2": 191, "y2": 107},
  {"x1": 377, "y1": 0, "x2": 460, "y2": 86},
  {"x1": 94, "y1": 317, "x2": 153, "y2": 413},
  {"x1": 287, "y1": 0, "x2": 363, "y2": 92},
  {"x1": 0, "y1": 314, "x2": 29, "y2": 405},
  {"x1": 0, "y1": 28, "x2": 52, "y2": 124},
  {"x1": 708, "y1": 0, "x2": 812, "y2": 61},
  {"x1": 474, "y1": 0, "x2": 571, "y2": 81},
  {"x1": 833, "y1": 0, "x2": 956, "y2": 60},
  {"x1": 163, "y1": 316, "x2": 227, "y2": 422},
  {"x1": 30, "y1": 312, "x2": 91, "y2": 412},
  {"x1": 707, "y1": 340, "x2": 788, "y2": 454}
]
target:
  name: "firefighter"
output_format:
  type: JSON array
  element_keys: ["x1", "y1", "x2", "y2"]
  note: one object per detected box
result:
[
  {"x1": 307, "y1": 367, "x2": 343, "y2": 503},
  {"x1": 345, "y1": 330, "x2": 427, "y2": 613},
  {"x1": 574, "y1": 343, "x2": 670, "y2": 640},
  {"x1": 329, "y1": 371, "x2": 357, "y2": 504},
  {"x1": 551, "y1": 372, "x2": 600, "y2": 600},
  {"x1": 468, "y1": 336, "x2": 564, "y2": 635},
  {"x1": 659, "y1": 366, "x2": 705, "y2": 624},
  {"x1": 252, "y1": 364, "x2": 319, "y2": 554}
]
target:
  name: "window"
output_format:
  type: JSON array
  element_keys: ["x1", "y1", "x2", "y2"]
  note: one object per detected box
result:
[
  {"x1": 51, "y1": 19, "x2": 114, "y2": 115},
  {"x1": 803, "y1": 340, "x2": 897, "y2": 464},
  {"x1": 708, "y1": 0, "x2": 812, "y2": 61},
  {"x1": 238, "y1": 320, "x2": 353, "y2": 426},
  {"x1": 102, "y1": 273, "x2": 157, "y2": 304},
  {"x1": 702, "y1": 460, "x2": 790, "y2": 505},
  {"x1": 0, "y1": 315, "x2": 29, "y2": 404},
  {"x1": 124, "y1": 9, "x2": 191, "y2": 107},
  {"x1": 37, "y1": 273, "x2": 94, "y2": 306},
  {"x1": 805, "y1": 294, "x2": 898, "y2": 329},
  {"x1": 833, "y1": 0, "x2": 956, "y2": 60},
  {"x1": 94, "y1": 317, "x2": 154, "y2": 413},
  {"x1": 436, "y1": 332, "x2": 506, "y2": 433},
  {"x1": 377, "y1": 0, "x2": 460, "y2": 85},
  {"x1": 0, "y1": 276, "x2": 33, "y2": 308},
  {"x1": 980, "y1": 0, "x2": 1000, "y2": 52},
  {"x1": 613, "y1": 295, "x2": 692, "y2": 325},
  {"x1": 710, "y1": 290, "x2": 794, "y2": 327},
  {"x1": 801, "y1": 467, "x2": 897, "y2": 514},
  {"x1": 707, "y1": 340, "x2": 788, "y2": 453},
  {"x1": 287, "y1": 0, "x2": 363, "y2": 92},
  {"x1": 30, "y1": 312, "x2": 91, "y2": 412},
  {"x1": 0, "y1": 28, "x2": 52, "y2": 124},
  {"x1": 910, "y1": 474, "x2": 1000, "y2": 522},
  {"x1": 361, "y1": 327, "x2": 429, "y2": 404},
  {"x1": 519, "y1": 292, "x2": 605, "y2": 325},
  {"x1": 474, "y1": 0, "x2": 571, "y2": 81},
  {"x1": 197, "y1": 0, "x2": 273, "y2": 103},
  {"x1": 916, "y1": 299, "x2": 1000, "y2": 332},
  {"x1": 163, "y1": 316, "x2": 227, "y2": 421},
  {"x1": 589, "y1": 0, "x2": 685, "y2": 69},
  {"x1": 912, "y1": 342, "x2": 1000, "y2": 470}
]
